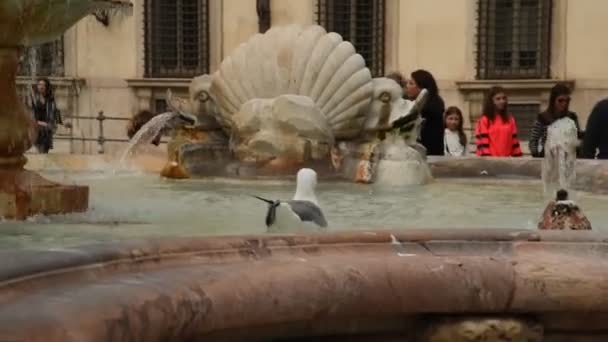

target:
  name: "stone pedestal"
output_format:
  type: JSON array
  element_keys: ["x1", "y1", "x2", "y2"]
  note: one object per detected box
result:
[
  {"x1": 0, "y1": 169, "x2": 88, "y2": 220},
  {"x1": 0, "y1": 47, "x2": 88, "y2": 220},
  {"x1": 335, "y1": 137, "x2": 432, "y2": 186}
]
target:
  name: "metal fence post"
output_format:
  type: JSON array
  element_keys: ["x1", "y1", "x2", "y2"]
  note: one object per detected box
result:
[{"x1": 97, "y1": 111, "x2": 105, "y2": 154}]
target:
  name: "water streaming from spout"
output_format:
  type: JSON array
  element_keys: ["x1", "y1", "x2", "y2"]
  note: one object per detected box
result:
[
  {"x1": 541, "y1": 117, "x2": 579, "y2": 199},
  {"x1": 118, "y1": 112, "x2": 179, "y2": 166}
]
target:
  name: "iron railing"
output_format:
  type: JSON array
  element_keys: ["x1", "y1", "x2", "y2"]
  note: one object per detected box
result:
[
  {"x1": 144, "y1": 0, "x2": 210, "y2": 78},
  {"x1": 476, "y1": 0, "x2": 552, "y2": 79},
  {"x1": 55, "y1": 111, "x2": 167, "y2": 154},
  {"x1": 53, "y1": 112, "x2": 532, "y2": 156},
  {"x1": 316, "y1": 0, "x2": 385, "y2": 77}
]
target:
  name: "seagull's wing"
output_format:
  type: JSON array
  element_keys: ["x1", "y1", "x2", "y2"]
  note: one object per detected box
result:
[{"x1": 286, "y1": 200, "x2": 328, "y2": 228}]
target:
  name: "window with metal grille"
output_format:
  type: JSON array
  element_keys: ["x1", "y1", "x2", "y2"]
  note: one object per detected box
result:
[
  {"x1": 316, "y1": 0, "x2": 385, "y2": 77},
  {"x1": 510, "y1": 103, "x2": 540, "y2": 140},
  {"x1": 476, "y1": 0, "x2": 552, "y2": 79},
  {"x1": 154, "y1": 98, "x2": 168, "y2": 114},
  {"x1": 144, "y1": 0, "x2": 210, "y2": 78},
  {"x1": 18, "y1": 38, "x2": 65, "y2": 77}
]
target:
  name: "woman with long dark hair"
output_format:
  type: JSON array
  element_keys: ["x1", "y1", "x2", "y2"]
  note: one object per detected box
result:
[
  {"x1": 475, "y1": 86, "x2": 522, "y2": 157},
  {"x1": 404, "y1": 69, "x2": 445, "y2": 155},
  {"x1": 443, "y1": 106, "x2": 468, "y2": 156},
  {"x1": 529, "y1": 83, "x2": 582, "y2": 157},
  {"x1": 31, "y1": 78, "x2": 62, "y2": 153}
]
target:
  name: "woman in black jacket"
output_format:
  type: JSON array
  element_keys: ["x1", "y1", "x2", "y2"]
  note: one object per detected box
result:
[
  {"x1": 528, "y1": 83, "x2": 582, "y2": 158},
  {"x1": 405, "y1": 69, "x2": 445, "y2": 155},
  {"x1": 31, "y1": 78, "x2": 62, "y2": 153}
]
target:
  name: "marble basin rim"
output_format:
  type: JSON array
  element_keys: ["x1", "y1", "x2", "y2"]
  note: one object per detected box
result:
[{"x1": 1, "y1": 229, "x2": 608, "y2": 340}]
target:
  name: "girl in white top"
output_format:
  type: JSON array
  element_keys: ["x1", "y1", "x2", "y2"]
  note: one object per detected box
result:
[{"x1": 444, "y1": 106, "x2": 468, "y2": 156}]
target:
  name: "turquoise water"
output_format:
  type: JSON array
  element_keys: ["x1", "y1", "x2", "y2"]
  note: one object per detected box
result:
[{"x1": 1, "y1": 170, "x2": 607, "y2": 251}]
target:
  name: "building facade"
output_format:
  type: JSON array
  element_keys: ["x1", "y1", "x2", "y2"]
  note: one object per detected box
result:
[{"x1": 19, "y1": 0, "x2": 608, "y2": 155}]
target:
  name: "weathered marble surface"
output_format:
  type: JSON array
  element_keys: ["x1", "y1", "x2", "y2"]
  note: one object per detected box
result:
[
  {"x1": 162, "y1": 25, "x2": 432, "y2": 180},
  {"x1": 2, "y1": 229, "x2": 608, "y2": 341},
  {"x1": 231, "y1": 94, "x2": 333, "y2": 164}
]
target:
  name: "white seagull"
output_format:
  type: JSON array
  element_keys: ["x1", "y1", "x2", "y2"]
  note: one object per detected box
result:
[{"x1": 252, "y1": 168, "x2": 328, "y2": 232}]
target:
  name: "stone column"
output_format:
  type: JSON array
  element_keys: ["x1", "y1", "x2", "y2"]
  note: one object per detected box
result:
[
  {"x1": 0, "y1": 47, "x2": 35, "y2": 169},
  {"x1": 0, "y1": 47, "x2": 88, "y2": 220}
]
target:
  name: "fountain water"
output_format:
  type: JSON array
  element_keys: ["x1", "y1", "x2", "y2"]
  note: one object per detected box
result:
[
  {"x1": 119, "y1": 112, "x2": 196, "y2": 164},
  {"x1": 542, "y1": 116, "x2": 579, "y2": 197},
  {"x1": 0, "y1": 0, "x2": 132, "y2": 219}
]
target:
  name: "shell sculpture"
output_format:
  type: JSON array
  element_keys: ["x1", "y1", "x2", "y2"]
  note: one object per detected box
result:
[{"x1": 209, "y1": 24, "x2": 374, "y2": 140}]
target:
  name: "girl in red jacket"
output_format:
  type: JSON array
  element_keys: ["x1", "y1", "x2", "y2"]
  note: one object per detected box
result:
[{"x1": 475, "y1": 86, "x2": 523, "y2": 157}]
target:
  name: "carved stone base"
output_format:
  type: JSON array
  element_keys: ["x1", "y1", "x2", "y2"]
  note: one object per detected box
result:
[
  {"x1": 167, "y1": 125, "x2": 338, "y2": 178},
  {"x1": 422, "y1": 316, "x2": 543, "y2": 342},
  {"x1": 0, "y1": 168, "x2": 88, "y2": 220},
  {"x1": 333, "y1": 138, "x2": 432, "y2": 185}
]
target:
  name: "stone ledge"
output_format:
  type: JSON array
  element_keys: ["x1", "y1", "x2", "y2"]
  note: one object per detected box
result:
[
  {"x1": 428, "y1": 156, "x2": 608, "y2": 194},
  {"x1": 1, "y1": 230, "x2": 608, "y2": 340},
  {"x1": 125, "y1": 77, "x2": 191, "y2": 89},
  {"x1": 456, "y1": 79, "x2": 576, "y2": 92},
  {"x1": 15, "y1": 76, "x2": 86, "y2": 89}
]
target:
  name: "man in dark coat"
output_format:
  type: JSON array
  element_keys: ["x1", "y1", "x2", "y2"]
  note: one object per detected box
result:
[{"x1": 582, "y1": 98, "x2": 608, "y2": 159}]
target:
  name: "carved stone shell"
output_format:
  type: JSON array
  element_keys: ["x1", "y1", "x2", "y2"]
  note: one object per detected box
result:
[{"x1": 210, "y1": 24, "x2": 374, "y2": 139}]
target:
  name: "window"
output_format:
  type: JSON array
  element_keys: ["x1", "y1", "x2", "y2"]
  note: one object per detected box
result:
[
  {"x1": 476, "y1": 0, "x2": 552, "y2": 79},
  {"x1": 510, "y1": 103, "x2": 540, "y2": 140},
  {"x1": 18, "y1": 37, "x2": 65, "y2": 77},
  {"x1": 316, "y1": 0, "x2": 385, "y2": 77},
  {"x1": 144, "y1": 0, "x2": 210, "y2": 78},
  {"x1": 257, "y1": 0, "x2": 271, "y2": 33},
  {"x1": 154, "y1": 98, "x2": 168, "y2": 114}
]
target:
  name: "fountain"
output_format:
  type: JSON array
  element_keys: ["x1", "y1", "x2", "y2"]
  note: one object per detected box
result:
[
  {"x1": 541, "y1": 116, "x2": 579, "y2": 197},
  {"x1": 133, "y1": 25, "x2": 432, "y2": 185},
  {"x1": 4, "y1": 21, "x2": 608, "y2": 341},
  {"x1": 0, "y1": 0, "x2": 132, "y2": 219}
]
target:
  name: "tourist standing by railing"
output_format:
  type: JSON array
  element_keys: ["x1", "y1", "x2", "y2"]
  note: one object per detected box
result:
[
  {"x1": 475, "y1": 86, "x2": 523, "y2": 157},
  {"x1": 528, "y1": 83, "x2": 582, "y2": 158},
  {"x1": 30, "y1": 78, "x2": 62, "y2": 154}
]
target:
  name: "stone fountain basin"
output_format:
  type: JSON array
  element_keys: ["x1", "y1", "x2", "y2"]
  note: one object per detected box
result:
[{"x1": 1, "y1": 229, "x2": 608, "y2": 341}]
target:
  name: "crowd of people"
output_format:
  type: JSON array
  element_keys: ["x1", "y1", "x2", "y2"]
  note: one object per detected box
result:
[{"x1": 387, "y1": 70, "x2": 608, "y2": 159}]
